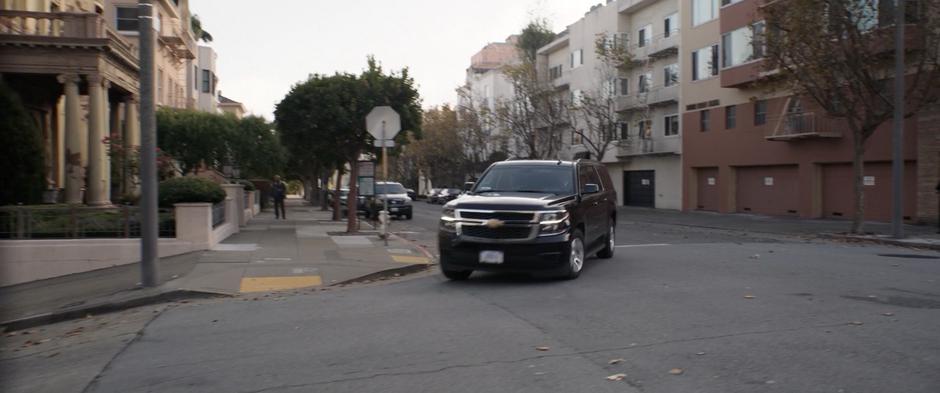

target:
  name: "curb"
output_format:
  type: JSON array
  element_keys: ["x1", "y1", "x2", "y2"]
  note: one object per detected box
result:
[
  {"x1": 330, "y1": 263, "x2": 432, "y2": 287},
  {"x1": 1, "y1": 289, "x2": 229, "y2": 333},
  {"x1": 818, "y1": 233, "x2": 940, "y2": 251}
]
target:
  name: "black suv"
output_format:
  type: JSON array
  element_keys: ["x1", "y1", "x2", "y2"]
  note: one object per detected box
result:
[{"x1": 438, "y1": 160, "x2": 617, "y2": 280}]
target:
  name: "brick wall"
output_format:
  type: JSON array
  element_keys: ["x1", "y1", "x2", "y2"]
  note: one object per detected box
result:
[{"x1": 917, "y1": 102, "x2": 940, "y2": 224}]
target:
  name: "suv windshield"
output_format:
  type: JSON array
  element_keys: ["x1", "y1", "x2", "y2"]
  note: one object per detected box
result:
[
  {"x1": 474, "y1": 165, "x2": 575, "y2": 195},
  {"x1": 375, "y1": 183, "x2": 407, "y2": 195}
]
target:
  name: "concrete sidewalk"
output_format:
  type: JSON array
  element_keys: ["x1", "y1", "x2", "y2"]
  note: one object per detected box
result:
[
  {"x1": 0, "y1": 198, "x2": 434, "y2": 330},
  {"x1": 618, "y1": 206, "x2": 940, "y2": 248}
]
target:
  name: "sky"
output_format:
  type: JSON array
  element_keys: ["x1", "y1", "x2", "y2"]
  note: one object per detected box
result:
[{"x1": 190, "y1": 0, "x2": 605, "y2": 120}]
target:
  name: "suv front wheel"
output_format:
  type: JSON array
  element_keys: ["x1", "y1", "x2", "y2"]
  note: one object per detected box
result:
[
  {"x1": 562, "y1": 230, "x2": 585, "y2": 279},
  {"x1": 597, "y1": 223, "x2": 615, "y2": 259}
]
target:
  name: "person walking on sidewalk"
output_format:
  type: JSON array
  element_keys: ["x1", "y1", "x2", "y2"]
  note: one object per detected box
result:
[{"x1": 272, "y1": 175, "x2": 287, "y2": 220}]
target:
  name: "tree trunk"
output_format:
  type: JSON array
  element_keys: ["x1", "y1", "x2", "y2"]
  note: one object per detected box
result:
[
  {"x1": 320, "y1": 168, "x2": 330, "y2": 211},
  {"x1": 850, "y1": 133, "x2": 866, "y2": 234},
  {"x1": 332, "y1": 167, "x2": 343, "y2": 221},
  {"x1": 346, "y1": 154, "x2": 359, "y2": 233}
]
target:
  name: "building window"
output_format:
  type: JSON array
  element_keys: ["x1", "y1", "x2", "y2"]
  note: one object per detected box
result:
[
  {"x1": 571, "y1": 90, "x2": 583, "y2": 107},
  {"x1": 193, "y1": 65, "x2": 198, "y2": 90},
  {"x1": 638, "y1": 72, "x2": 652, "y2": 93},
  {"x1": 692, "y1": 0, "x2": 719, "y2": 26},
  {"x1": 153, "y1": 11, "x2": 161, "y2": 34},
  {"x1": 619, "y1": 122, "x2": 630, "y2": 140},
  {"x1": 700, "y1": 110, "x2": 710, "y2": 132},
  {"x1": 638, "y1": 120, "x2": 652, "y2": 139},
  {"x1": 721, "y1": 22, "x2": 765, "y2": 68},
  {"x1": 619, "y1": 78, "x2": 629, "y2": 96},
  {"x1": 721, "y1": 0, "x2": 742, "y2": 5},
  {"x1": 664, "y1": 63, "x2": 679, "y2": 87},
  {"x1": 157, "y1": 69, "x2": 164, "y2": 104},
  {"x1": 665, "y1": 114, "x2": 679, "y2": 136},
  {"x1": 725, "y1": 105, "x2": 736, "y2": 129},
  {"x1": 664, "y1": 13, "x2": 679, "y2": 37},
  {"x1": 570, "y1": 49, "x2": 583, "y2": 68},
  {"x1": 573, "y1": 130, "x2": 583, "y2": 145},
  {"x1": 549, "y1": 64, "x2": 563, "y2": 79},
  {"x1": 692, "y1": 45, "x2": 719, "y2": 81},
  {"x1": 754, "y1": 100, "x2": 768, "y2": 125},
  {"x1": 637, "y1": 24, "x2": 652, "y2": 47},
  {"x1": 201, "y1": 69, "x2": 210, "y2": 93},
  {"x1": 115, "y1": 6, "x2": 138, "y2": 31}
]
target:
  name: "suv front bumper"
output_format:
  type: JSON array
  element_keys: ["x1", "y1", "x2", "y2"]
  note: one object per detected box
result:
[{"x1": 438, "y1": 231, "x2": 571, "y2": 275}]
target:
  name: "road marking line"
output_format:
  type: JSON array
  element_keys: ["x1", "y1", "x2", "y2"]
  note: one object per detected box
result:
[
  {"x1": 213, "y1": 243, "x2": 259, "y2": 252},
  {"x1": 263, "y1": 257, "x2": 293, "y2": 261},
  {"x1": 387, "y1": 248, "x2": 414, "y2": 255},
  {"x1": 239, "y1": 276, "x2": 322, "y2": 293},
  {"x1": 391, "y1": 255, "x2": 431, "y2": 265},
  {"x1": 615, "y1": 243, "x2": 670, "y2": 248}
]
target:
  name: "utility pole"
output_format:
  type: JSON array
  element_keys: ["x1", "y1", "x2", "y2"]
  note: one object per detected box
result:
[
  {"x1": 381, "y1": 121, "x2": 389, "y2": 246},
  {"x1": 891, "y1": 0, "x2": 906, "y2": 239},
  {"x1": 138, "y1": 0, "x2": 158, "y2": 286}
]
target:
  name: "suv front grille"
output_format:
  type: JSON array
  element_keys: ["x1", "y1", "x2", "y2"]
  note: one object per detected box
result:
[
  {"x1": 461, "y1": 225, "x2": 533, "y2": 240},
  {"x1": 459, "y1": 211, "x2": 535, "y2": 221}
]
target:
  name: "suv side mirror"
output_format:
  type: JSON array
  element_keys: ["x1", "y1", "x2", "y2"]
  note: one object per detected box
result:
[
  {"x1": 582, "y1": 184, "x2": 600, "y2": 194},
  {"x1": 463, "y1": 182, "x2": 475, "y2": 191}
]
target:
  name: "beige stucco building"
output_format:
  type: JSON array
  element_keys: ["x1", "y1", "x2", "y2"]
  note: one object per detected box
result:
[
  {"x1": 0, "y1": 0, "x2": 196, "y2": 205},
  {"x1": 537, "y1": 0, "x2": 682, "y2": 209}
]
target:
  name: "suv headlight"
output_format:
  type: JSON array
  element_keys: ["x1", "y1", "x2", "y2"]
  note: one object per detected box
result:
[
  {"x1": 440, "y1": 207, "x2": 457, "y2": 232},
  {"x1": 538, "y1": 211, "x2": 570, "y2": 236}
]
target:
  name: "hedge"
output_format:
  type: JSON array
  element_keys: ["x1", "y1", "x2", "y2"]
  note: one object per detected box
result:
[{"x1": 159, "y1": 177, "x2": 226, "y2": 208}]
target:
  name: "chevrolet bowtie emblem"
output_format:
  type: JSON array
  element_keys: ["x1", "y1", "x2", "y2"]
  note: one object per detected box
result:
[{"x1": 485, "y1": 219, "x2": 505, "y2": 229}]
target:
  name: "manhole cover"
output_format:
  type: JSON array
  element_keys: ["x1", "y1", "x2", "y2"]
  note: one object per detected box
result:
[{"x1": 877, "y1": 253, "x2": 940, "y2": 260}]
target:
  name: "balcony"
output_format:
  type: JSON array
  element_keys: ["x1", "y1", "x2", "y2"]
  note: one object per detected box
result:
[
  {"x1": 615, "y1": 84, "x2": 678, "y2": 112},
  {"x1": 550, "y1": 70, "x2": 570, "y2": 89},
  {"x1": 616, "y1": 136, "x2": 681, "y2": 158},
  {"x1": 158, "y1": 20, "x2": 196, "y2": 60},
  {"x1": 0, "y1": 10, "x2": 139, "y2": 75},
  {"x1": 627, "y1": 32, "x2": 679, "y2": 62},
  {"x1": 619, "y1": 0, "x2": 659, "y2": 13},
  {"x1": 765, "y1": 112, "x2": 844, "y2": 141}
]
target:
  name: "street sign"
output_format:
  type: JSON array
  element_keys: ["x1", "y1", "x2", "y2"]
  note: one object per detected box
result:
[
  {"x1": 373, "y1": 139, "x2": 396, "y2": 148},
  {"x1": 358, "y1": 161, "x2": 375, "y2": 177},
  {"x1": 358, "y1": 177, "x2": 375, "y2": 196},
  {"x1": 366, "y1": 106, "x2": 401, "y2": 142}
]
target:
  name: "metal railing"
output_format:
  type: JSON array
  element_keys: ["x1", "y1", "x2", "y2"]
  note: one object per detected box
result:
[
  {"x1": 0, "y1": 205, "x2": 175, "y2": 239},
  {"x1": 0, "y1": 10, "x2": 138, "y2": 61},
  {"x1": 212, "y1": 202, "x2": 226, "y2": 228},
  {"x1": 766, "y1": 112, "x2": 844, "y2": 140}
]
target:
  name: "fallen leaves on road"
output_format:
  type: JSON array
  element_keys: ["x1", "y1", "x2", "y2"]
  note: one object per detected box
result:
[
  {"x1": 848, "y1": 321, "x2": 864, "y2": 326},
  {"x1": 535, "y1": 346, "x2": 550, "y2": 351},
  {"x1": 606, "y1": 373, "x2": 627, "y2": 381},
  {"x1": 749, "y1": 254, "x2": 761, "y2": 259},
  {"x1": 881, "y1": 312, "x2": 895, "y2": 317},
  {"x1": 669, "y1": 368, "x2": 684, "y2": 375},
  {"x1": 608, "y1": 358, "x2": 624, "y2": 365},
  {"x1": 744, "y1": 295, "x2": 756, "y2": 299},
  {"x1": 696, "y1": 352, "x2": 707, "y2": 356}
]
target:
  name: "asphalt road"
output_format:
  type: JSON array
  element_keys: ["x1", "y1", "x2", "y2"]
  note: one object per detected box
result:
[{"x1": 5, "y1": 203, "x2": 940, "y2": 393}]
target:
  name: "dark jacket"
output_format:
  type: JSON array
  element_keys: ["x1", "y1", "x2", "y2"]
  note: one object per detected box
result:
[{"x1": 272, "y1": 181, "x2": 287, "y2": 200}]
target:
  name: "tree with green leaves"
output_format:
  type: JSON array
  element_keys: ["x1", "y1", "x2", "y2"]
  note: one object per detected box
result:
[
  {"x1": 157, "y1": 108, "x2": 234, "y2": 176},
  {"x1": 494, "y1": 20, "x2": 568, "y2": 159},
  {"x1": 399, "y1": 106, "x2": 468, "y2": 187},
  {"x1": 275, "y1": 57, "x2": 422, "y2": 232},
  {"x1": 230, "y1": 115, "x2": 287, "y2": 179},
  {"x1": 762, "y1": 0, "x2": 940, "y2": 233},
  {"x1": 190, "y1": 14, "x2": 213, "y2": 43},
  {"x1": 0, "y1": 80, "x2": 45, "y2": 205}
]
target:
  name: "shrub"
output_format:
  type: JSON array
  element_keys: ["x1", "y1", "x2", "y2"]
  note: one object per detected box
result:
[
  {"x1": 0, "y1": 80, "x2": 46, "y2": 205},
  {"x1": 238, "y1": 179, "x2": 256, "y2": 191},
  {"x1": 158, "y1": 177, "x2": 226, "y2": 207}
]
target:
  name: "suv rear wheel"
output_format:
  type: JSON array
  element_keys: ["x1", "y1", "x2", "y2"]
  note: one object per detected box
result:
[{"x1": 562, "y1": 230, "x2": 585, "y2": 279}]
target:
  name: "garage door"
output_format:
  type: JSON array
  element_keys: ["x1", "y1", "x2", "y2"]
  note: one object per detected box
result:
[
  {"x1": 623, "y1": 170, "x2": 655, "y2": 207},
  {"x1": 735, "y1": 165, "x2": 799, "y2": 216},
  {"x1": 822, "y1": 162, "x2": 917, "y2": 222},
  {"x1": 696, "y1": 167, "x2": 719, "y2": 212}
]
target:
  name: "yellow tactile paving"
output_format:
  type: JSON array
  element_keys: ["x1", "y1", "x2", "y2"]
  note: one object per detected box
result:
[
  {"x1": 239, "y1": 276, "x2": 322, "y2": 293},
  {"x1": 390, "y1": 255, "x2": 431, "y2": 265}
]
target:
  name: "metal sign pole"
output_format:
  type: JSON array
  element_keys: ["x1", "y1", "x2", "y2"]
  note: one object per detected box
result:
[
  {"x1": 138, "y1": 0, "x2": 158, "y2": 287},
  {"x1": 891, "y1": 0, "x2": 906, "y2": 239},
  {"x1": 381, "y1": 121, "x2": 389, "y2": 246}
]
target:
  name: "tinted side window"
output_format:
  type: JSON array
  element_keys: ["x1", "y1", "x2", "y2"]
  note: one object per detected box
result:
[
  {"x1": 596, "y1": 165, "x2": 614, "y2": 191},
  {"x1": 578, "y1": 165, "x2": 603, "y2": 192}
]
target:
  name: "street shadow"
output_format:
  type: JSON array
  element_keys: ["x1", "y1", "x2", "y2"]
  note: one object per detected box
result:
[{"x1": 439, "y1": 255, "x2": 614, "y2": 287}]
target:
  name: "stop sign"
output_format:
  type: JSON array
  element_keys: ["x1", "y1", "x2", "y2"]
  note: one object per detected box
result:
[{"x1": 366, "y1": 106, "x2": 401, "y2": 141}]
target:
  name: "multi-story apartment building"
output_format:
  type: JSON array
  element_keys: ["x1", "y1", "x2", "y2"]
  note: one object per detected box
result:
[
  {"x1": 460, "y1": 36, "x2": 519, "y2": 158},
  {"x1": 195, "y1": 45, "x2": 218, "y2": 113},
  {"x1": 537, "y1": 0, "x2": 682, "y2": 209},
  {"x1": 678, "y1": 0, "x2": 934, "y2": 223},
  {"x1": 0, "y1": 0, "x2": 196, "y2": 206},
  {"x1": 219, "y1": 95, "x2": 245, "y2": 119}
]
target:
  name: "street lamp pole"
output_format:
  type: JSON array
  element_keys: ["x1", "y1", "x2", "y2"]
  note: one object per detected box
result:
[
  {"x1": 138, "y1": 0, "x2": 158, "y2": 286},
  {"x1": 891, "y1": 0, "x2": 906, "y2": 239}
]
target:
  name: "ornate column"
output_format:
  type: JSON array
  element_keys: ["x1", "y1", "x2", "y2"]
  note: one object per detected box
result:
[
  {"x1": 58, "y1": 74, "x2": 84, "y2": 204},
  {"x1": 124, "y1": 94, "x2": 140, "y2": 195},
  {"x1": 86, "y1": 75, "x2": 110, "y2": 206}
]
